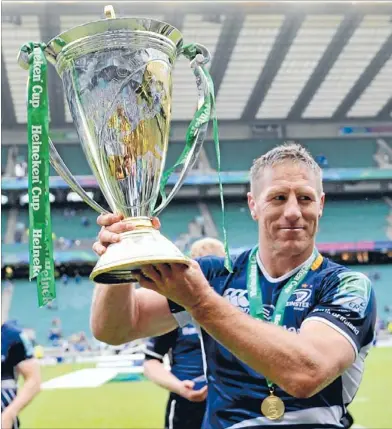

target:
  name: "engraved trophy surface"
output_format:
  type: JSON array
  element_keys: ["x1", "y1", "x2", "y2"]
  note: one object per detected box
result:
[{"x1": 18, "y1": 6, "x2": 212, "y2": 284}]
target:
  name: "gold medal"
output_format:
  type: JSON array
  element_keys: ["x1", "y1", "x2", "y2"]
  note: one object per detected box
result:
[{"x1": 261, "y1": 393, "x2": 285, "y2": 420}]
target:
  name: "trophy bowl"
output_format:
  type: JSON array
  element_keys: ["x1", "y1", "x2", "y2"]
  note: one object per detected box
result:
[{"x1": 18, "y1": 6, "x2": 213, "y2": 285}]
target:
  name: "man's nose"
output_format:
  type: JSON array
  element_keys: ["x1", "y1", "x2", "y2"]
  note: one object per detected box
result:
[{"x1": 283, "y1": 195, "x2": 301, "y2": 223}]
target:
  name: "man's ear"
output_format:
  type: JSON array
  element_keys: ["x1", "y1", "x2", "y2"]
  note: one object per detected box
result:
[
  {"x1": 247, "y1": 192, "x2": 258, "y2": 220},
  {"x1": 319, "y1": 193, "x2": 325, "y2": 218}
]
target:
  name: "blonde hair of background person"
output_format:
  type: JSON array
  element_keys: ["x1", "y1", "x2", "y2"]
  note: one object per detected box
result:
[{"x1": 190, "y1": 238, "x2": 225, "y2": 259}]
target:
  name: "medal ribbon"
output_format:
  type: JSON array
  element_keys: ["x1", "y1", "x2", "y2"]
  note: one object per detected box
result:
[
  {"x1": 159, "y1": 43, "x2": 232, "y2": 272},
  {"x1": 23, "y1": 42, "x2": 56, "y2": 307},
  {"x1": 246, "y1": 246, "x2": 318, "y2": 389}
]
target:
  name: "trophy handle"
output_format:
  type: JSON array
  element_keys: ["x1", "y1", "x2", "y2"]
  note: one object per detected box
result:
[
  {"x1": 152, "y1": 43, "x2": 211, "y2": 216},
  {"x1": 49, "y1": 138, "x2": 109, "y2": 214}
]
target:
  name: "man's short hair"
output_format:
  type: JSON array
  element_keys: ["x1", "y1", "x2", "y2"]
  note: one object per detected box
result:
[
  {"x1": 250, "y1": 142, "x2": 323, "y2": 195},
  {"x1": 190, "y1": 237, "x2": 225, "y2": 259}
]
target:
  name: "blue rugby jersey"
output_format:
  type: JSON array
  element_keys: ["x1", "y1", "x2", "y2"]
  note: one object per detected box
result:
[
  {"x1": 168, "y1": 249, "x2": 376, "y2": 429},
  {"x1": 145, "y1": 323, "x2": 207, "y2": 389},
  {"x1": 1, "y1": 321, "x2": 34, "y2": 425}
]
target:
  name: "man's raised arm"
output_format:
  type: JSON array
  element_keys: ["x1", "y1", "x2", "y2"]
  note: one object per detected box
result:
[{"x1": 90, "y1": 214, "x2": 177, "y2": 345}]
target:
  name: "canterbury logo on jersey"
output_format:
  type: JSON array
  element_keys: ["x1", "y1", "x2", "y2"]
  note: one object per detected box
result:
[{"x1": 223, "y1": 288, "x2": 250, "y2": 313}]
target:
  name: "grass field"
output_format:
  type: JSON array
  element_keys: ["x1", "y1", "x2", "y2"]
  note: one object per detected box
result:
[{"x1": 20, "y1": 347, "x2": 392, "y2": 428}]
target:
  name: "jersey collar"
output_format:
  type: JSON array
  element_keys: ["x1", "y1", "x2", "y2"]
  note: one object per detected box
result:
[{"x1": 256, "y1": 249, "x2": 316, "y2": 284}]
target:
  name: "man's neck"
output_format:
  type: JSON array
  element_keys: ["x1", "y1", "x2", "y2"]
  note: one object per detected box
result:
[{"x1": 258, "y1": 244, "x2": 314, "y2": 279}]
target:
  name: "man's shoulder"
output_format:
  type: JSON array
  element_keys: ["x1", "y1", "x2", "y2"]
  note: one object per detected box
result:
[
  {"x1": 314, "y1": 256, "x2": 371, "y2": 288},
  {"x1": 314, "y1": 257, "x2": 374, "y2": 314},
  {"x1": 196, "y1": 248, "x2": 252, "y2": 278}
]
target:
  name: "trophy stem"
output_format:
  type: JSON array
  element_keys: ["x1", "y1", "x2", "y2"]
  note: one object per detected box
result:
[
  {"x1": 90, "y1": 218, "x2": 190, "y2": 284},
  {"x1": 123, "y1": 217, "x2": 153, "y2": 230}
]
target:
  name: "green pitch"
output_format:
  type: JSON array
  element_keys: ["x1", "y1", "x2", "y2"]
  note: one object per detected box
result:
[{"x1": 20, "y1": 347, "x2": 392, "y2": 428}]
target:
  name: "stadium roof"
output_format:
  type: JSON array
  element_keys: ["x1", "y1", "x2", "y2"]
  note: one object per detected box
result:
[{"x1": 2, "y1": 0, "x2": 392, "y2": 130}]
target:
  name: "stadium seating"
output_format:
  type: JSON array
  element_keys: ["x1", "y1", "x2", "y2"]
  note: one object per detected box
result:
[
  {"x1": 208, "y1": 201, "x2": 257, "y2": 248},
  {"x1": 2, "y1": 208, "x2": 9, "y2": 239},
  {"x1": 2, "y1": 138, "x2": 378, "y2": 177},
  {"x1": 160, "y1": 203, "x2": 201, "y2": 241},
  {"x1": 50, "y1": 208, "x2": 98, "y2": 240},
  {"x1": 8, "y1": 278, "x2": 94, "y2": 345},
  {"x1": 16, "y1": 144, "x2": 92, "y2": 176},
  {"x1": 355, "y1": 265, "x2": 392, "y2": 323},
  {"x1": 1, "y1": 145, "x2": 10, "y2": 173},
  {"x1": 14, "y1": 204, "x2": 200, "y2": 243},
  {"x1": 318, "y1": 199, "x2": 390, "y2": 242},
  {"x1": 204, "y1": 138, "x2": 378, "y2": 171}
]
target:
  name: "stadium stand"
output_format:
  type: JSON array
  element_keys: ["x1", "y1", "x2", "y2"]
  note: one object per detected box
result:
[
  {"x1": 318, "y1": 199, "x2": 390, "y2": 242},
  {"x1": 8, "y1": 278, "x2": 94, "y2": 345},
  {"x1": 356, "y1": 265, "x2": 392, "y2": 323},
  {"x1": 2, "y1": 208, "x2": 9, "y2": 239},
  {"x1": 204, "y1": 139, "x2": 379, "y2": 171}
]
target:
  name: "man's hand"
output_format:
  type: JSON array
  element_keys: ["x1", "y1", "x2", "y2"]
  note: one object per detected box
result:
[
  {"x1": 135, "y1": 261, "x2": 214, "y2": 310},
  {"x1": 92, "y1": 213, "x2": 161, "y2": 256},
  {"x1": 1, "y1": 408, "x2": 16, "y2": 429},
  {"x1": 178, "y1": 380, "x2": 208, "y2": 402}
]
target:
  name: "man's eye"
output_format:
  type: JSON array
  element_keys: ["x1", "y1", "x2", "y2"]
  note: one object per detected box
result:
[
  {"x1": 273, "y1": 195, "x2": 286, "y2": 201},
  {"x1": 299, "y1": 195, "x2": 312, "y2": 201}
]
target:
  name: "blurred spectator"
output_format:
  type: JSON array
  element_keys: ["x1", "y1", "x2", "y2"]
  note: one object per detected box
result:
[
  {"x1": 14, "y1": 222, "x2": 25, "y2": 243},
  {"x1": 61, "y1": 273, "x2": 69, "y2": 286},
  {"x1": 315, "y1": 153, "x2": 329, "y2": 168},
  {"x1": 1, "y1": 320, "x2": 41, "y2": 429},
  {"x1": 75, "y1": 271, "x2": 82, "y2": 284},
  {"x1": 4, "y1": 279, "x2": 13, "y2": 292},
  {"x1": 14, "y1": 163, "x2": 25, "y2": 179},
  {"x1": 48, "y1": 318, "x2": 63, "y2": 346},
  {"x1": 5, "y1": 267, "x2": 14, "y2": 279},
  {"x1": 71, "y1": 332, "x2": 90, "y2": 352},
  {"x1": 190, "y1": 237, "x2": 225, "y2": 259},
  {"x1": 81, "y1": 216, "x2": 90, "y2": 227},
  {"x1": 46, "y1": 300, "x2": 58, "y2": 310}
]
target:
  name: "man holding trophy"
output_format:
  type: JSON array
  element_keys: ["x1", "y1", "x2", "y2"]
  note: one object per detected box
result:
[
  {"x1": 92, "y1": 143, "x2": 375, "y2": 428},
  {"x1": 19, "y1": 6, "x2": 375, "y2": 428}
]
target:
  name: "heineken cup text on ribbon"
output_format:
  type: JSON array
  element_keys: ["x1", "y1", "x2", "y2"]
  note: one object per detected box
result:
[{"x1": 26, "y1": 43, "x2": 56, "y2": 306}]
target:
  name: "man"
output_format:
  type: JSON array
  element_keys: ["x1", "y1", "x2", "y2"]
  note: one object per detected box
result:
[
  {"x1": 189, "y1": 237, "x2": 225, "y2": 259},
  {"x1": 143, "y1": 238, "x2": 224, "y2": 429},
  {"x1": 91, "y1": 143, "x2": 376, "y2": 428},
  {"x1": 1, "y1": 321, "x2": 41, "y2": 429}
]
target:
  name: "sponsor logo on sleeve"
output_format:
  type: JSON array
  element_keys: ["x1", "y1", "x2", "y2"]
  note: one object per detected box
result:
[{"x1": 333, "y1": 272, "x2": 371, "y2": 318}]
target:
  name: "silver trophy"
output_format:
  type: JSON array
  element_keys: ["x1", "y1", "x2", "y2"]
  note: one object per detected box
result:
[{"x1": 18, "y1": 6, "x2": 212, "y2": 284}]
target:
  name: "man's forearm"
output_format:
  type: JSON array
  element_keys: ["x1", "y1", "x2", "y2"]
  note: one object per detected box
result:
[
  {"x1": 6, "y1": 378, "x2": 40, "y2": 417},
  {"x1": 91, "y1": 283, "x2": 136, "y2": 345},
  {"x1": 144, "y1": 360, "x2": 183, "y2": 394},
  {"x1": 189, "y1": 291, "x2": 325, "y2": 397}
]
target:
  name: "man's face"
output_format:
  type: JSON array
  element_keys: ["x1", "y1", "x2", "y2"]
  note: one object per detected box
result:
[{"x1": 247, "y1": 162, "x2": 324, "y2": 257}]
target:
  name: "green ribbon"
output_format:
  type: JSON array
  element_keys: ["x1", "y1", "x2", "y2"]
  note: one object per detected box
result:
[
  {"x1": 159, "y1": 43, "x2": 232, "y2": 271},
  {"x1": 24, "y1": 42, "x2": 56, "y2": 307},
  {"x1": 246, "y1": 247, "x2": 318, "y2": 389}
]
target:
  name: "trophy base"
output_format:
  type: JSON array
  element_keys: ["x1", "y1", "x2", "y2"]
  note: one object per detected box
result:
[{"x1": 90, "y1": 223, "x2": 190, "y2": 284}]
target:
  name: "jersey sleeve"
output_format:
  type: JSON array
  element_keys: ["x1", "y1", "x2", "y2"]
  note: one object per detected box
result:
[
  {"x1": 167, "y1": 256, "x2": 227, "y2": 327},
  {"x1": 8, "y1": 331, "x2": 34, "y2": 367},
  {"x1": 144, "y1": 329, "x2": 178, "y2": 361},
  {"x1": 303, "y1": 269, "x2": 376, "y2": 356}
]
